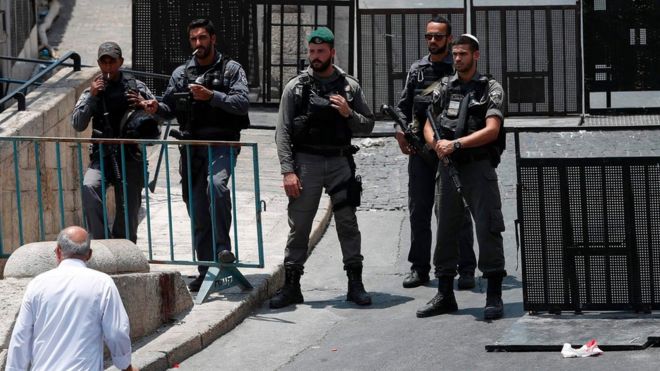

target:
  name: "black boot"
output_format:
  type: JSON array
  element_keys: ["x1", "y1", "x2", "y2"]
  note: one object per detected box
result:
[
  {"x1": 484, "y1": 275, "x2": 504, "y2": 320},
  {"x1": 270, "y1": 267, "x2": 304, "y2": 309},
  {"x1": 345, "y1": 264, "x2": 372, "y2": 306},
  {"x1": 416, "y1": 276, "x2": 458, "y2": 318}
]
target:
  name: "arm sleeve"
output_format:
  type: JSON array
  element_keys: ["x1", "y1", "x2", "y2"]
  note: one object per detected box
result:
[
  {"x1": 136, "y1": 80, "x2": 156, "y2": 101},
  {"x1": 71, "y1": 89, "x2": 97, "y2": 132},
  {"x1": 485, "y1": 80, "x2": 505, "y2": 122},
  {"x1": 209, "y1": 62, "x2": 250, "y2": 115},
  {"x1": 101, "y1": 281, "x2": 132, "y2": 370},
  {"x1": 156, "y1": 71, "x2": 182, "y2": 120},
  {"x1": 6, "y1": 286, "x2": 35, "y2": 370},
  {"x1": 275, "y1": 80, "x2": 297, "y2": 174},
  {"x1": 347, "y1": 83, "x2": 375, "y2": 136},
  {"x1": 396, "y1": 65, "x2": 416, "y2": 123}
]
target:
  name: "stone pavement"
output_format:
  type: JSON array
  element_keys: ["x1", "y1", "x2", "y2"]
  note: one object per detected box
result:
[
  {"x1": 48, "y1": 0, "x2": 133, "y2": 67},
  {"x1": 102, "y1": 126, "x2": 332, "y2": 370}
]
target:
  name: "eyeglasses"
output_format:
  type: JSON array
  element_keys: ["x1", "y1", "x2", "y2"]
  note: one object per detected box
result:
[{"x1": 425, "y1": 33, "x2": 447, "y2": 41}]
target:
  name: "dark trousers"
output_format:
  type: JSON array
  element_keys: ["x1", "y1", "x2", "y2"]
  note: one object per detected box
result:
[
  {"x1": 408, "y1": 153, "x2": 476, "y2": 275},
  {"x1": 434, "y1": 158, "x2": 506, "y2": 278},
  {"x1": 284, "y1": 153, "x2": 363, "y2": 270},
  {"x1": 180, "y1": 145, "x2": 235, "y2": 276},
  {"x1": 82, "y1": 154, "x2": 144, "y2": 243}
]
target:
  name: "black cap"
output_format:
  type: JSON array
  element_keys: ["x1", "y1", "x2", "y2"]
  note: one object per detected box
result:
[{"x1": 97, "y1": 42, "x2": 122, "y2": 60}]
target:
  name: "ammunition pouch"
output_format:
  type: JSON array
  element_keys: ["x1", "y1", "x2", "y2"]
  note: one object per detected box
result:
[
  {"x1": 346, "y1": 174, "x2": 363, "y2": 208},
  {"x1": 292, "y1": 114, "x2": 310, "y2": 143},
  {"x1": 412, "y1": 94, "x2": 433, "y2": 128},
  {"x1": 329, "y1": 145, "x2": 362, "y2": 210}
]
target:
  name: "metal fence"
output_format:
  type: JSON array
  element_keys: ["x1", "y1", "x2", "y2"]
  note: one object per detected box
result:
[
  {"x1": 514, "y1": 126, "x2": 660, "y2": 313},
  {"x1": 358, "y1": 4, "x2": 581, "y2": 117},
  {"x1": 472, "y1": 6, "x2": 580, "y2": 115},
  {"x1": 357, "y1": 8, "x2": 465, "y2": 116},
  {"x1": 132, "y1": 0, "x2": 355, "y2": 105},
  {"x1": 0, "y1": 136, "x2": 265, "y2": 301}
]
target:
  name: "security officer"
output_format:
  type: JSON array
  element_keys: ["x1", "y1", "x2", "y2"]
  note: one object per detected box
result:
[
  {"x1": 72, "y1": 41, "x2": 159, "y2": 243},
  {"x1": 396, "y1": 16, "x2": 476, "y2": 290},
  {"x1": 420, "y1": 34, "x2": 507, "y2": 320},
  {"x1": 145, "y1": 19, "x2": 250, "y2": 292},
  {"x1": 271, "y1": 27, "x2": 375, "y2": 309}
]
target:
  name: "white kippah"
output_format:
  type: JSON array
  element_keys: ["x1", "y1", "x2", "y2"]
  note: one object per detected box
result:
[{"x1": 461, "y1": 33, "x2": 480, "y2": 45}]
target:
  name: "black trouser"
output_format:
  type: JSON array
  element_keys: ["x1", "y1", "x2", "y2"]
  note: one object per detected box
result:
[
  {"x1": 180, "y1": 145, "x2": 235, "y2": 276},
  {"x1": 82, "y1": 151, "x2": 144, "y2": 243},
  {"x1": 434, "y1": 158, "x2": 506, "y2": 278},
  {"x1": 408, "y1": 152, "x2": 476, "y2": 275}
]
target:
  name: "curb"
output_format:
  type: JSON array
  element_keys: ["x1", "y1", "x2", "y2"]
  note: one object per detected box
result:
[{"x1": 111, "y1": 198, "x2": 334, "y2": 371}]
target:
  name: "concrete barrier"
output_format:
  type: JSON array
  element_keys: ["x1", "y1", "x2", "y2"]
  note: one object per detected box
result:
[{"x1": 4, "y1": 239, "x2": 150, "y2": 278}]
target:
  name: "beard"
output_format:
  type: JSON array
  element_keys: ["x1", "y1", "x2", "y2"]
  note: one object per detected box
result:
[
  {"x1": 454, "y1": 58, "x2": 474, "y2": 73},
  {"x1": 310, "y1": 58, "x2": 332, "y2": 73},
  {"x1": 194, "y1": 45, "x2": 212, "y2": 59},
  {"x1": 428, "y1": 43, "x2": 447, "y2": 55}
]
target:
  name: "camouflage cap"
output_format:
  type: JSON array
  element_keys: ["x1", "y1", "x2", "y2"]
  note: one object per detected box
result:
[
  {"x1": 307, "y1": 27, "x2": 334, "y2": 44},
  {"x1": 97, "y1": 41, "x2": 122, "y2": 60}
]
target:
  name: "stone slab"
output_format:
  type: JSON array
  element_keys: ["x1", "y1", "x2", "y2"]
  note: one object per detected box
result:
[{"x1": 486, "y1": 312, "x2": 660, "y2": 352}]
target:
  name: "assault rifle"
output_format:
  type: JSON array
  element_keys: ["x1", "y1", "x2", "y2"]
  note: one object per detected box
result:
[
  {"x1": 380, "y1": 104, "x2": 437, "y2": 169},
  {"x1": 426, "y1": 106, "x2": 470, "y2": 210},
  {"x1": 93, "y1": 73, "x2": 122, "y2": 184}
]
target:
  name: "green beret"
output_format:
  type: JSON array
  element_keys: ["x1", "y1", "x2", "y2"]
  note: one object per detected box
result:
[{"x1": 307, "y1": 27, "x2": 334, "y2": 44}]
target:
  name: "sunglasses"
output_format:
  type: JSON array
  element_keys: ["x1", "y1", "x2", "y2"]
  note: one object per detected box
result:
[{"x1": 425, "y1": 33, "x2": 447, "y2": 41}]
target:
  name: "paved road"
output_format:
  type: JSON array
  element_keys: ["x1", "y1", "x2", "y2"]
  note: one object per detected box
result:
[{"x1": 173, "y1": 131, "x2": 660, "y2": 370}]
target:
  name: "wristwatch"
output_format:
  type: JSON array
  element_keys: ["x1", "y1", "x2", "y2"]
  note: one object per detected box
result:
[{"x1": 453, "y1": 140, "x2": 462, "y2": 150}]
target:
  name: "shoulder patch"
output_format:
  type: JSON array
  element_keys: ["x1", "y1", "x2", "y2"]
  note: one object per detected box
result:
[
  {"x1": 344, "y1": 74, "x2": 360, "y2": 84},
  {"x1": 489, "y1": 88, "x2": 503, "y2": 105}
]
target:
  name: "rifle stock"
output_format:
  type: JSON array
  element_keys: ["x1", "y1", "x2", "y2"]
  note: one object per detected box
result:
[{"x1": 380, "y1": 104, "x2": 437, "y2": 168}]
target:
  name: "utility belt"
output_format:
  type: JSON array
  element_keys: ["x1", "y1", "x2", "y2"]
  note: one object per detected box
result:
[
  {"x1": 295, "y1": 144, "x2": 353, "y2": 157},
  {"x1": 452, "y1": 147, "x2": 492, "y2": 165}
]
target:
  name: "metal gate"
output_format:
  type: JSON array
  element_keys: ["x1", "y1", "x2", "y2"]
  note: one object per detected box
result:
[
  {"x1": 472, "y1": 6, "x2": 580, "y2": 115},
  {"x1": 253, "y1": 0, "x2": 354, "y2": 104},
  {"x1": 515, "y1": 127, "x2": 660, "y2": 313},
  {"x1": 132, "y1": 0, "x2": 253, "y2": 97},
  {"x1": 132, "y1": 0, "x2": 354, "y2": 105},
  {"x1": 357, "y1": 8, "x2": 464, "y2": 116},
  {"x1": 358, "y1": 3, "x2": 581, "y2": 116},
  {"x1": 583, "y1": 0, "x2": 660, "y2": 112}
]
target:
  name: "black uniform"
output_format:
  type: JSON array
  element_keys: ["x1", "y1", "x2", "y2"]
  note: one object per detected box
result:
[
  {"x1": 72, "y1": 72, "x2": 157, "y2": 243},
  {"x1": 397, "y1": 55, "x2": 475, "y2": 278},
  {"x1": 430, "y1": 72, "x2": 506, "y2": 278},
  {"x1": 158, "y1": 51, "x2": 250, "y2": 277}
]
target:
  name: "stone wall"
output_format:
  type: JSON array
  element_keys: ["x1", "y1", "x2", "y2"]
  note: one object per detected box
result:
[{"x1": 0, "y1": 67, "x2": 97, "y2": 258}]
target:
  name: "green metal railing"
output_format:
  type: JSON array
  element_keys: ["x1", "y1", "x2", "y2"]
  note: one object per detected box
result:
[{"x1": 0, "y1": 136, "x2": 265, "y2": 272}]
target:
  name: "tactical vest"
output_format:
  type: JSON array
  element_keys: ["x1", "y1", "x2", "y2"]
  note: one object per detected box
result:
[
  {"x1": 179, "y1": 54, "x2": 250, "y2": 141},
  {"x1": 291, "y1": 73, "x2": 354, "y2": 149},
  {"x1": 439, "y1": 75, "x2": 506, "y2": 164},
  {"x1": 91, "y1": 74, "x2": 134, "y2": 139},
  {"x1": 410, "y1": 61, "x2": 453, "y2": 130}
]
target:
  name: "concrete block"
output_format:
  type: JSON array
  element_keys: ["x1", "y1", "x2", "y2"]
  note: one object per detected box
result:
[
  {"x1": 4, "y1": 239, "x2": 149, "y2": 278},
  {"x1": 114, "y1": 274, "x2": 162, "y2": 340},
  {"x1": 12, "y1": 111, "x2": 45, "y2": 138},
  {"x1": 41, "y1": 68, "x2": 97, "y2": 98}
]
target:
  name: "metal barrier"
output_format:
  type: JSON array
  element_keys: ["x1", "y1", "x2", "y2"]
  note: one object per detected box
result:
[
  {"x1": 0, "y1": 55, "x2": 171, "y2": 103},
  {"x1": 513, "y1": 126, "x2": 660, "y2": 313},
  {"x1": 0, "y1": 136, "x2": 265, "y2": 303},
  {"x1": 0, "y1": 51, "x2": 81, "y2": 111}
]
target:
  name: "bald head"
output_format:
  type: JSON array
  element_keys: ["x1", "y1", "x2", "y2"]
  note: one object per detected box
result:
[{"x1": 57, "y1": 226, "x2": 91, "y2": 260}]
